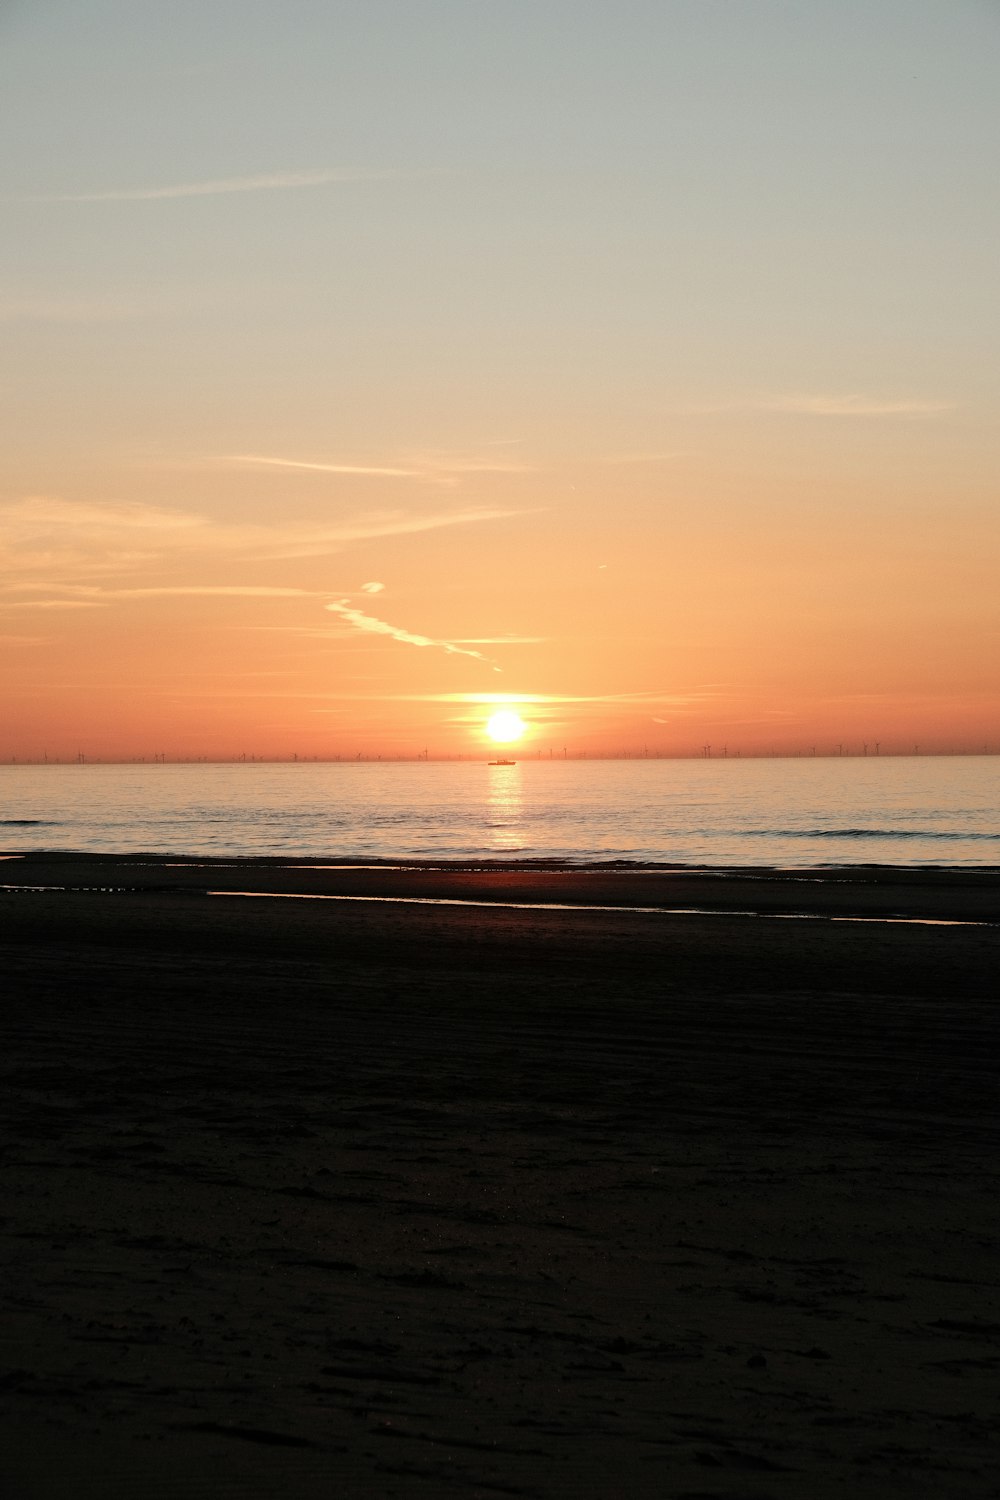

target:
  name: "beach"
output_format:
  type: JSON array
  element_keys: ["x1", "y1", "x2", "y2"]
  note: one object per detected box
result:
[{"x1": 2, "y1": 855, "x2": 999, "y2": 1497}]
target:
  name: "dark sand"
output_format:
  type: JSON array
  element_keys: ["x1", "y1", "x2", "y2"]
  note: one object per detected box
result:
[{"x1": 2, "y1": 854, "x2": 999, "y2": 1497}]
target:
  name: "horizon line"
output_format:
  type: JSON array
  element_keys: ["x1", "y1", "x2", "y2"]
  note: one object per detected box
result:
[{"x1": 2, "y1": 749, "x2": 996, "y2": 767}]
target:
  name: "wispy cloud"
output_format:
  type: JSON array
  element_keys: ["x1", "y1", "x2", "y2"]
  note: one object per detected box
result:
[
  {"x1": 221, "y1": 450, "x2": 535, "y2": 484},
  {"x1": 342, "y1": 690, "x2": 713, "y2": 706},
  {"x1": 227, "y1": 455, "x2": 421, "y2": 479},
  {"x1": 105, "y1": 585, "x2": 315, "y2": 599},
  {"x1": 761, "y1": 394, "x2": 956, "y2": 418},
  {"x1": 0, "y1": 598, "x2": 108, "y2": 610},
  {"x1": 677, "y1": 393, "x2": 955, "y2": 419},
  {"x1": 0, "y1": 495, "x2": 523, "y2": 597},
  {"x1": 325, "y1": 601, "x2": 496, "y2": 666},
  {"x1": 0, "y1": 588, "x2": 323, "y2": 617},
  {"x1": 36, "y1": 167, "x2": 399, "y2": 204},
  {"x1": 264, "y1": 506, "x2": 525, "y2": 559},
  {"x1": 1, "y1": 497, "x2": 202, "y2": 534}
]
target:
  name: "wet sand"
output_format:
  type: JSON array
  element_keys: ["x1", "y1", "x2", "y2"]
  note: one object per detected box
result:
[{"x1": 2, "y1": 855, "x2": 999, "y2": 1497}]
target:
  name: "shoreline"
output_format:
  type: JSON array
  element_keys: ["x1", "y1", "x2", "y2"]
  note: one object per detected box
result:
[
  {"x1": 5, "y1": 847, "x2": 1000, "y2": 871},
  {"x1": 3, "y1": 854, "x2": 999, "y2": 1495},
  {"x1": 2, "y1": 850, "x2": 999, "y2": 924}
]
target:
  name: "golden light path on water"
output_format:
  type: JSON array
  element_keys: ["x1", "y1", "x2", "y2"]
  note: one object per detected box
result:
[{"x1": 487, "y1": 761, "x2": 523, "y2": 853}]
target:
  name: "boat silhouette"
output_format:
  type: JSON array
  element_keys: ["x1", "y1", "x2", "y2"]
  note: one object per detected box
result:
[{"x1": 488, "y1": 757, "x2": 516, "y2": 766}]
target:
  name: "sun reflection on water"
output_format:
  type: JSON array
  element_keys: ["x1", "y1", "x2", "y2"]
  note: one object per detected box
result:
[{"x1": 486, "y1": 762, "x2": 524, "y2": 850}]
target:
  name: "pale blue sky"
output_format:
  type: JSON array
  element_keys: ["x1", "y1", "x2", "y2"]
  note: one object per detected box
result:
[
  {"x1": 4, "y1": 0, "x2": 998, "y2": 466},
  {"x1": 5, "y1": 0, "x2": 998, "y2": 430}
]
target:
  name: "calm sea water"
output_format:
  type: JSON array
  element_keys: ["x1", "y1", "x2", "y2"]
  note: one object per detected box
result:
[{"x1": 1, "y1": 758, "x2": 998, "y2": 868}]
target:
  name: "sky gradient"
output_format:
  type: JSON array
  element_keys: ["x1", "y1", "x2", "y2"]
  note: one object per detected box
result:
[{"x1": 2, "y1": 0, "x2": 999, "y2": 759}]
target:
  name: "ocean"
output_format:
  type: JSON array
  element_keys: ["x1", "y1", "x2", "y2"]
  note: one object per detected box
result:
[{"x1": 1, "y1": 757, "x2": 998, "y2": 868}]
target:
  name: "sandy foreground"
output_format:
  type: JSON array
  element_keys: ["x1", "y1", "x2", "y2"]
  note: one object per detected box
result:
[{"x1": 1, "y1": 854, "x2": 999, "y2": 1498}]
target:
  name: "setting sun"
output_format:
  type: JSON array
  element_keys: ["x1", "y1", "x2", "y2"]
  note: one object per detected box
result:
[{"x1": 486, "y1": 710, "x2": 526, "y2": 744}]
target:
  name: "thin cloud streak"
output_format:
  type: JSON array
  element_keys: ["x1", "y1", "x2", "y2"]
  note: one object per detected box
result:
[
  {"x1": 339, "y1": 690, "x2": 714, "y2": 706},
  {"x1": 38, "y1": 168, "x2": 399, "y2": 203},
  {"x1": 325, "y1": 602, "x2": 494, "y2": 666},
  {"x1": 228, "y1": 455, "x2": 421, "y2": 478},
  {"x1": 0, "y1": 599, "x2": 108, "y2": 610},
  {"x1": 763, "y1": 394, "x2": 956, "y2": 418},
  {"x1": 222, "y1": 452, "x2": 535, "y2": 481},
  {"x1": 265, "y1": 506, "x2": 526, "y2": 559},
  {"x1": 677, "y1": 394, "x2": 955, "y2": 418},
  {"x1": 1, "y1": 497, "x2": 202, "y2": 533},
  {"x1": 104, "y1": 586, "x2": 315, "y2": 599},
  {"x1": 0, "y1": 495, "x2": 524, "y2": 596}
]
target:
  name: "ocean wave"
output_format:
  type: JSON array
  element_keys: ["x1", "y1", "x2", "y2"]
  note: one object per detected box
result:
[{"x1": 750, "y1": 828, "x2": 1000, "y2": 841}]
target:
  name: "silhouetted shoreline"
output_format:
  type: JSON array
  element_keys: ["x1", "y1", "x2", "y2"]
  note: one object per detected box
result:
[
  {"x1": 4, "y1": 849, "x2": 1000, "y2": 916},
  {"x1": 2, "y1": 855, "x2": 998, "y2": 1496}
]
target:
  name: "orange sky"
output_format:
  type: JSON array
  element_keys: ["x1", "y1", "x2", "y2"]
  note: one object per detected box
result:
[{"x1": 2, "y1": 2, "x2": 998, "y2": 761}]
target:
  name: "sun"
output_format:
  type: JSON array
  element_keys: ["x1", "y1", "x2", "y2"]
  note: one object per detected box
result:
[{"x1": 486, "y1": 709, "x2": 526, "y2": 744}]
